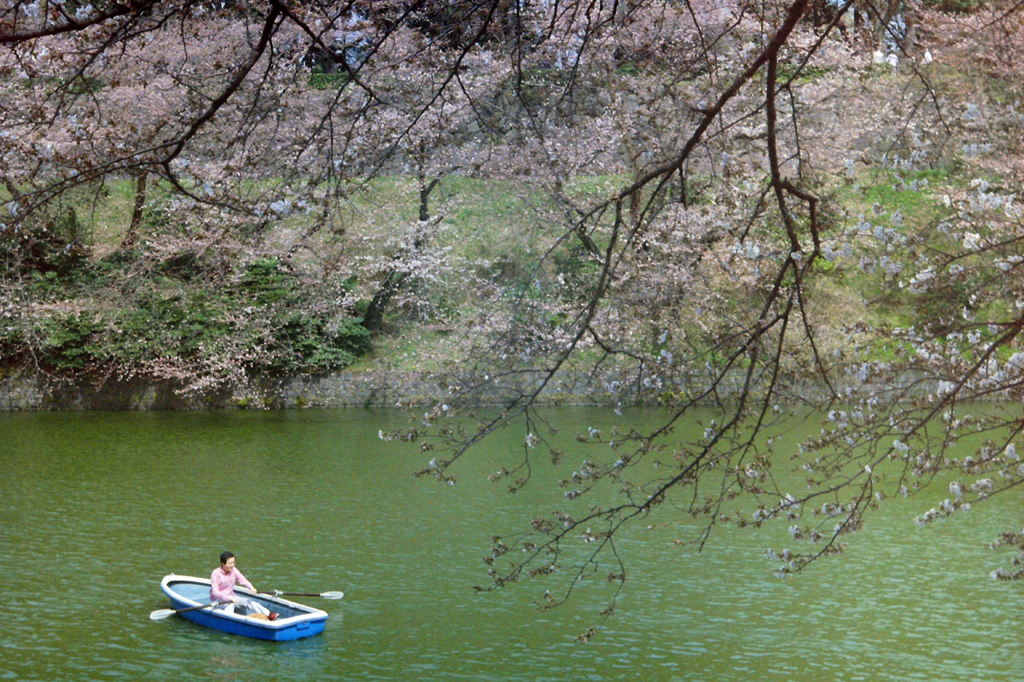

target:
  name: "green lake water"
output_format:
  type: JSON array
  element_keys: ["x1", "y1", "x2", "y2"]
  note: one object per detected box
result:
[{"x1": 1, "y1": 408, "x2": 1021, "y2": 681}]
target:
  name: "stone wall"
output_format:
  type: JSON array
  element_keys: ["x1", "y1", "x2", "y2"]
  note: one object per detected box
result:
[
  {"x1": 0, "y1": 367, "x2": 868, "y2": 412},
  {"x1": 0, "y1": 371, "x2": 434, "y2": 411},
  {"x1": 0, "y1": 367, "x2": 726, "y2": 411},
  {"x1": 0, "y1": 370, "x2": 620, "y2": 411}
]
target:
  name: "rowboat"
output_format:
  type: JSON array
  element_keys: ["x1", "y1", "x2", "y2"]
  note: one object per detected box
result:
[{"x1": 159, "y1": 574, "x2": 329, "y2": 641}]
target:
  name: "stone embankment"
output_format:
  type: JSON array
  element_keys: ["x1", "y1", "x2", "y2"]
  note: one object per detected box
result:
[
  {"x1": 0, "y1": 370, "x2": 626, "y2": 411},
  {"x1": 0, "y1": 371, "x2": 434, "y2": 411},
  {"x1": 3, "y1": 367, "x2": 874, "y2": 412},
  {"x1": 0, "y1": 367, "x2": 760, "y2": 411}
]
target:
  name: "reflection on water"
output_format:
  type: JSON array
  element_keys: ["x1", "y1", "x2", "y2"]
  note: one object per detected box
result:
[{"x1": 1, "y1": 408, "x2": 1022, "y2": 681}]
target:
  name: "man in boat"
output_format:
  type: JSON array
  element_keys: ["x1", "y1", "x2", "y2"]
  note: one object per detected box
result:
[{"x1": 210, "y1": 551, "x2": 279, "y2": 621}]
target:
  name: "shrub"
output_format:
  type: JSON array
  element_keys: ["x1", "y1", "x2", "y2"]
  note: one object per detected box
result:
[
  {"x1": 0, "y1": 209, "x2": 90, "y2": 280},
  {"x1": 238, "y1": 258, "x2": 294, "y2": 305},
  {"x1": 266, "y1": 313, "x2": 370, "y2": 375},
  {"x1": 37, "y1": 313, "x2": 102, "y2": 371},
  {"x1": 923, "y1": 0, "x2": 982, "y2": 13}
]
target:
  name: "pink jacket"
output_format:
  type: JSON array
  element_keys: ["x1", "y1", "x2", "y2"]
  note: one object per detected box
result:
[{"x1": 210, "y1": 566, "x2": 255, "y2": 603}]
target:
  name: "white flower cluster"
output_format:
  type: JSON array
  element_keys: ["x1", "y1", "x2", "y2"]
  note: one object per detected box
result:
[
  {"x1": 731, "y1": 241, "x2": 761, "y2": 260},
  {"x1": 913, "y1": 477, "x2": 1002, "y2": 527},
  {"x1": 964, "y1": 179, "x2": 1019, "y2": 217},
  {"x1": 914, "y1": 496, "x2": 971, "y2": 527},
  {"x1": 881, "y1": 149, "x2": 930, "y2": 170},
  {"x1": 75, "y1": 4, "x2": 97, "y2": 21},
  {"x1": 255, "y1": 198, "x2": 311, "y2": 218},
  {"x1": 961, "y1": 143, "x2": 993, "y2": 158},
  {"x1": 907, "y1": 268, "x2": 936, "y2": 293},
  {"x1": 788, "y1": 525, "x2": 823, "y2": 542}
]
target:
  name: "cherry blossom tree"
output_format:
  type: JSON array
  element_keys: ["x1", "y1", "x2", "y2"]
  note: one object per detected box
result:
[{"x1": 3, "y1": 0, "x2": 1024, "y2": 631}]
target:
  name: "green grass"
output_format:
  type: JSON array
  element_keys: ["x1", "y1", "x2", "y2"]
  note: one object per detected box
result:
[
  {"x1": 777, "y1": 65, "x2": 832, "y2": 84},
  {"x1": 849, "y1": 169, "x2": 947, "y2": 223},
  {"x1": 308, "y1": 71, "x2": 351, "y2": 90}
]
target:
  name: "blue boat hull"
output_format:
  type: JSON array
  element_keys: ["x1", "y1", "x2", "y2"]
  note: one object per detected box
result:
[{"x1": 160, "y1": 575, "x2": 328, "y2": 641}]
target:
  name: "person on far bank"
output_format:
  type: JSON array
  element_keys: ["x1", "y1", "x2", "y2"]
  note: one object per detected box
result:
[{"x1": 210, "y1": 551, "x2": 278, "y2": 621}]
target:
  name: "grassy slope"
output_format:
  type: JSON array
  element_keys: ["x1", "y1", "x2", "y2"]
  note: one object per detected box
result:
[{"x1": 2, "y1": 60, "x2": 1018, "y2": 385}]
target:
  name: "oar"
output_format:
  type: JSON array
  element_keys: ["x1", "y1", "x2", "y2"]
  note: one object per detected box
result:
[
  {"x1": 149, "y1": 602, "x2": 218, "y2": 620},
  {"x1": 270, "y1": 590, "x2": 344, "y2": 600}
]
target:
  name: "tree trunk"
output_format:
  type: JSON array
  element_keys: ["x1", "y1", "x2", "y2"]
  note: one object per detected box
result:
[
  {"x1": 419, "y1": 178, "x2": 440, "y2": 222},
  {"x1": 904, "y1": 0, "x2": 919, "y2": 55},
  {"x1": 119, "y1": 171, "x2": 148, "y2": 251},
  {"x1": 363, "y1": 177, "x2": 440, "y2": 331}
]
